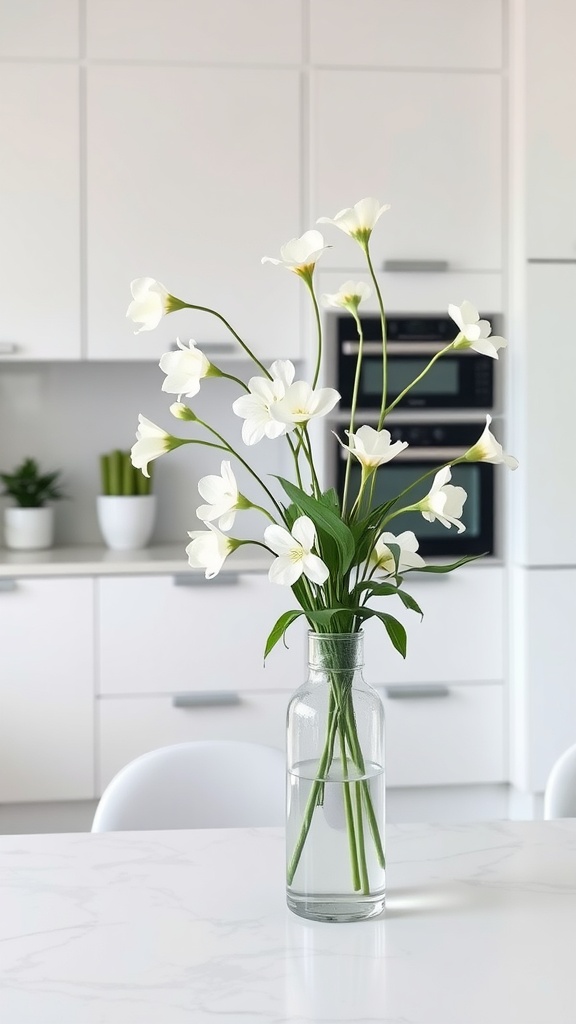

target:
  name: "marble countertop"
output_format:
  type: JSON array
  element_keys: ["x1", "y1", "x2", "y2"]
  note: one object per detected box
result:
[
  {"x1": 0, "y1": 543, "x2": 272, "y2": 577},
  {"x1": 1, "y1": 820, "x2": 576, "y2": 1023}
]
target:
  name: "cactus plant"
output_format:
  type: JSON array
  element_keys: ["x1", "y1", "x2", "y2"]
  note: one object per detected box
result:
[{"x1": 100, "y1": 450, "x2": 152, "y2": 496}]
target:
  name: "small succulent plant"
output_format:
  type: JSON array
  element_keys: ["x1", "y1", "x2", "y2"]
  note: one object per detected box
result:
[
  {"x1": 0, "y1": 457, "x2": 65, "y2": 508},
  {"x1": 100, "y1": 450, "x2": 152, "y2": 496}
]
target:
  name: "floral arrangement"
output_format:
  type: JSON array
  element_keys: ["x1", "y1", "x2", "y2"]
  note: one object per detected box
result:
[{"x1": 127, "y1": 197, "x2": 517, "y2": 897}]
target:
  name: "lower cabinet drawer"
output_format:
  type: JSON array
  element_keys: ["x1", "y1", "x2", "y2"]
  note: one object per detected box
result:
[
  {"x1": 97, "y1": 690, "x2": 290, "y2": 794},
  {"x1": 378, "y1": 682, "x2": 505, "y2": 787}
]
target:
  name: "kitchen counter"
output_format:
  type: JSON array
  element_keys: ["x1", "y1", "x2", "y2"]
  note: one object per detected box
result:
[
  {"x1": 0, "y1": 543, "x2": 272, "y2": 577},
  {"x1": 1, "y1": 820, "x2": 576, "y2": 1023}
]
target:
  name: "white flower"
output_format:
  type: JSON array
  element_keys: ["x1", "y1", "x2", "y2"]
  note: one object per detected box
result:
[
  {"x1": 261, "y1": 230, "x2": 330, "y2": 276},
  {"x1": 417, "y1": 467, "x2": 467, "y2": 532},
  {"x1": 448, "y1": 301, "x2": 507, "y2": 359},
  {"x1": 463, "y1": 415, "x2": 519, "y2": 469},
  {"x1": 186, "y1": 523, "x2": 235, "y2": 579},
  {"x1": 270, "y1": 381, "x2": 340, "y2": 428},
  {"x1": 371, "y1": 531, "x2": 425, "y2": 574},
  {"x1": 337, "y1": 425, "x2": 408, "y2": 470},
  {"x1": 318, "y1": 198, "x2": 390, "y2": 244},
  {"x1": 196, "y1": 461, "x2": 240, "y2": 531},
  {"x1": 126, "y1": 278, "x2": 183, "y2": 333},
  {"x1": 321, "y1": 280, "x2": 372, "y2": 311},
  {"x1": 232, "y1": 360, "x2": 295, "y2": 445},
  {"x1": 159, "y1": 338, "x2": 211, "y2": 399},
  {"x1": 264, "y1": 516, "x2": 329, "y2": 587},
  {"x1": 130, "y1": 415, "x2": 174, "y2": 478}
]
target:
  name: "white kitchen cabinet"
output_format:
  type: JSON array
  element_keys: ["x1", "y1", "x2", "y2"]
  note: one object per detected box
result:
[
  {"x1": 311, "y1": 70, "x2": 502, "y2": 273},
  {"x1": 514, "y1": 264, "x2": 576, "y2": 566},
  {"x1": 509, "y1": 567, "x2": 576, "y2": 793},
  {"x1": 379, "y1": 682, "x2": 505, "y2": 786},
  {"x1": 0, "y1": 0, "x2": 78, "y2": 58},
  {"x1": 0, "y1": 577, "x2": 94, "y2": 802},
  {"x1": 86, "y1": 0, "x2": 302, "y2": 63},
  {"x1": 97, "y1": 690, "x2": 289, "y2": 793},
  {"x1": 86, "y1": 67, "x2": 302, "y2": 362},
  {"x1": 309, "y1": 0, "x2": 503, "y2": 70},
  {"x1": 363, "y1": 566, "x2": 504, "y2": 686},
  {"x1": 0, "y1": 65, "x2": 81, "y2": 361},
  {"x1": 525, "y1": 0, "x2": 576, "y2": 259},
  {"x1": 97, "y1": 573, "x2": 306, "y2": 696}
]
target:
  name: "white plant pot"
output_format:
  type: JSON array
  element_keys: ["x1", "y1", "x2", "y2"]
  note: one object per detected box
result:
[
  {"x1": 4, "y1": 506, "x2": 55, "y2": 550},
  {"x1": 97, "y1": 495, "x2": 157, "y2": 551}
]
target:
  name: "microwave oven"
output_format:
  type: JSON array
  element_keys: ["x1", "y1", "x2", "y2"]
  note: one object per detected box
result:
[
  {"x1": 334, "y1": 420, "x2": 494, "y2": 558},
  {"x1": 337, "y1": 314, "x2": 495, "y2": 411}
]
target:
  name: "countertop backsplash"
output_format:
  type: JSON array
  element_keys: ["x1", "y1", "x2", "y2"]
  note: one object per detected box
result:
[{"x1": 0, "y1": 359, "x2": 296, "y2": 549}]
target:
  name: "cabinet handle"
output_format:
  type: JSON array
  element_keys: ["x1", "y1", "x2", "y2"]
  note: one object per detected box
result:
[
  {"x1": 170, "y1": 340, "x2": 237, "y2": 355},
  {"x1": 172, "y1": 691, "x2": 241, "y2": 708},
  {"x1": 383, "y1": 684, "x2": 450, "y2": 699},
  {"x1": 172, "y1": 572, "x2": 240, "y2": 586},
  {"x1": 0, "y1": 578, "x2": 17, "y2": 592},
  {"x1": 0, "y1": 342, "x2": 18, "y2": 355},
  {"x1": 382, "y1": 259, "x2": 449, "y2": 273}
]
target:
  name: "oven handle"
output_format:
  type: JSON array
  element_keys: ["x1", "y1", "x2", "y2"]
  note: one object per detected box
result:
[
  {"x1": 339, "y1": 446, "x2": 468, "y2": 461},
  {"x1": 341, "y1": 341, "x2": 465, "y2": 357}
]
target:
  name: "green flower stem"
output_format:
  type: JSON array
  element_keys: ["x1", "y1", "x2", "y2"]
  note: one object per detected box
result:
[
  {"x1": 361, "y1": 781, "x2": 386, "y2": 868},
  {"x1": 246, "y1": 501, "x2": 277, "y2": 523},
  {"x1": 354, "y1": 782, "x2": 370, "y2": 894},
  {"x1": 363, "y1": 244, "x2": 388, "y2": 430},
  {"x1": 286, "y1": 435, "x2": 304, "y2": 491},
  {"x1": 217, "y1": 370, "x2": 249, "y2": 392},
  {"x1": 301, "y1": 427, "x2": 321, "y2": 498},
  {"x1": 303, "y1": 276, "x2": 324, "y2": 390},
  {"x1": 339, "y1": 727, "x2": 361, "y2": 892},
  {"x1": 342, "y1": 309, "x2": 365, "y2": 516},
  {"x1": 383, "y1": 343, "x2": 455, "y2": 417},
  {"x1": 179, "y1": 303, "x2": 270, "y2": 377},
  {"x1": 194, "y1": 417, "x2": 284, "y2": 518}
]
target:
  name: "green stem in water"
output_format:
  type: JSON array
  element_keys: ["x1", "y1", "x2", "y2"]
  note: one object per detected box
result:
[
  {"x1": 339, "y1": 725, "x2": 361, "y2": 892},
  {"x1": 354, "y1": 781, "x2": 370, "y2": 894}
]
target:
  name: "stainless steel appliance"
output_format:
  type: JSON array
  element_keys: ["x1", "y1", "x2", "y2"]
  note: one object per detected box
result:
[
  {"x1": 334, "y1": 420, "x2": 494, "y2": 558},
  {"x1": 337, "y1": 314, "x2": 495, "y2": 411}
]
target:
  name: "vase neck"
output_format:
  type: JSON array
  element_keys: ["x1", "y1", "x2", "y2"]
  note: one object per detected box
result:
[{"x1": 307, "y1": 632, "x2": 364, "y2": 672}]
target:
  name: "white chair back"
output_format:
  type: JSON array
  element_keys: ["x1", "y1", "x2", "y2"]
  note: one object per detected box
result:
[
  {"x1": 544, "y1": 742, "x2": 576, "y2": 819},
  {"x1": 92, "y1": 740, "x2": 285, "y2": 832}
]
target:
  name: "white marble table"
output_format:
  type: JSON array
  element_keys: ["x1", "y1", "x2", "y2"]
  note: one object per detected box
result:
[{"x1": 1, "y1": 820, "x2": 576, "y2": 1023}]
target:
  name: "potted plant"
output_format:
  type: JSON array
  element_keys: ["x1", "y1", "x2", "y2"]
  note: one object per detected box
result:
[
  {"x1": 0, "y1": 457, "x2": 64, "y2": 550},
  {"x1": 97, "y1": 449, "x2": 156, "y2": 550}
]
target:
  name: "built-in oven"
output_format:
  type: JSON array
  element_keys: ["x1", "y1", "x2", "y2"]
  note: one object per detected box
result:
[
  {"x1": 337, "y1": 314, "x2": 495, "y2": 411},
  {"x1": 334, "y1": 420, "x2": 494, "y2": 558}
]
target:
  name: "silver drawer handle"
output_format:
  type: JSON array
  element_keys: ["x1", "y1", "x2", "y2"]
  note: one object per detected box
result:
[
  {"x1": 172, "y1": 691, "x2": 241, "y2": 708},
  {"x1": 173, "y1": 572, "x2": 240, "y2": 586},
  {"x1": 383, "y1": 684, "x2": 450, "y2": 699},
  {"x1": 382, "y1": 259, "x2": 449, "y2": 273},
  {"x1": 0, "y1": 342, "x2": 18, "y2": 354},
  {"x1": 0, "y1": 578, "x2": 17, "y2": 592}
]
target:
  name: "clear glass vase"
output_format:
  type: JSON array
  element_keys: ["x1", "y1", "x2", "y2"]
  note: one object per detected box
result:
[{"x1": 286, "y1": 631, "x2": 386, "y2": 922}]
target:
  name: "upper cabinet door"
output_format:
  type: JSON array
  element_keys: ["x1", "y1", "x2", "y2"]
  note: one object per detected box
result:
[
  {"x1": 310, "y1": 0, "x2": 503, "y2": 70},
  {"x1": 0, "y1": 65, "x2": 81, "y2": 361},
  {"x1": 0, "y1": 0, "x2": 78, "y2": 57},
  {"x1": 310, "y1": 71, "x2": 502, "y2": 273},
  {"x1": 525, "y1": 0, "x2": 576, "y2": 259},
  {"x1": 86, "y1": 0, "x2": 302, "y2": 62},
  {"x1": 86, "y1": 67, "x2": 302, "y2": 361}
]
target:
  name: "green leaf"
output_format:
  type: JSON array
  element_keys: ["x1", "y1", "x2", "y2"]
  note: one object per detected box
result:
[
  {"x1": 264, "y1": 609, "x2": 305, "y2": 660},
  {"x1": 354, "y1": 580, "x2": 423, "y2": 619},
  {"x1": 318, "y1": 487, "x2": 340, "y2": 512},
  {"x1": 408, "y1": 553, "x2": 486, "y2": 574},
  {"x1": 355, "y1": 608, "x2": 407, "y2": 658},
  {"x1": 276, "y1": 477, "x2": 356, "y2": 575}
]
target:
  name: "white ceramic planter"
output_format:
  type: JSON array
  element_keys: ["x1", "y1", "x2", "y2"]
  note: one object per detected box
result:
[
  {"x1": 97, "y1": 495, "x2": 157, "y2": 551},
  {"x1": 3, "y1": 506, "x2": 55, "y2": 550}
]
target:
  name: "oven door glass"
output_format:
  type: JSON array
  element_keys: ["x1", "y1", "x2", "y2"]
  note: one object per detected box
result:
[
  {"x1": 337, "y1": 458, "x2": 494, "y2": 558},
  {"x1": 340, "y1": 351, "x2": 492, "y2": 410}
]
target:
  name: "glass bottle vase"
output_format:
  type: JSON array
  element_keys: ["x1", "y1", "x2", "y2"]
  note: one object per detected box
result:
[{"x1": 286, "y1": 631, "x2": 385, "y2": 922}]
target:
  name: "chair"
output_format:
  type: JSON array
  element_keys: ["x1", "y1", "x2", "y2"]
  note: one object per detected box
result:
[
  {"x1": 543, "y1": 743, "x2": 576, "y2": 819},
  {"x1": 92, "y1": 740, "x2": 285, "y2": 832}
]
